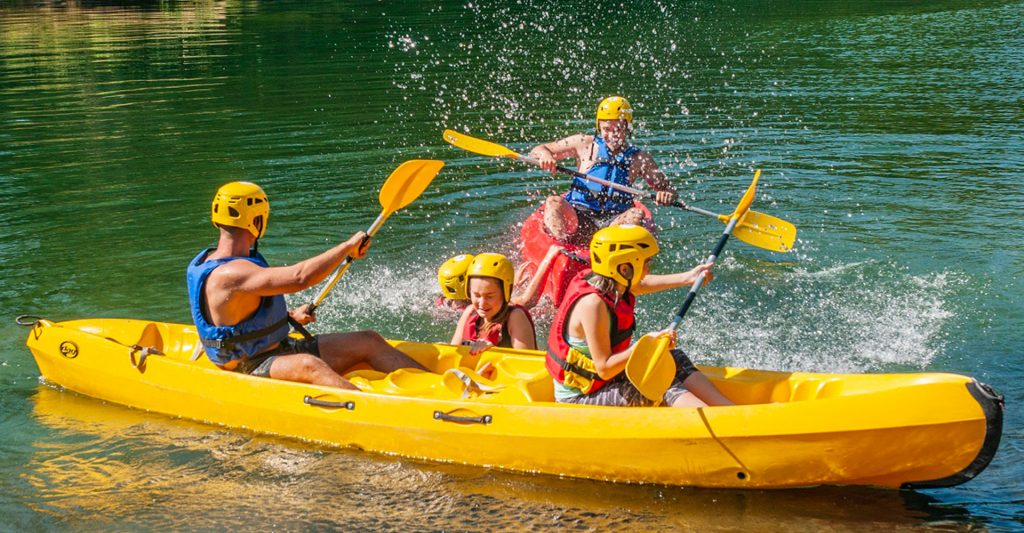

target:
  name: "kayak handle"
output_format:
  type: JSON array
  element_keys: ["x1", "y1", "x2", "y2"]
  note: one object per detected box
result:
[
  {"x1": 433, "y1": 411, "x2": 492, "y2": 425},
  {"x1": 15, "y1": 314, "x2": 43, "y2": 326},
  {"x1": 304, "y1": 396, "x2": 355, "y2": 410}
]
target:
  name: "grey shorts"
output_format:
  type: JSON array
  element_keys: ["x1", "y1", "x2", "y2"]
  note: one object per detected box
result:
[
  {"x1": 567, "y1": 206, "x2": 621, "y2": 246},
  {"x1": 560, "y1": 376, "x2": 689, "y2": 407},
  {"x1": 232, "y1": 336, "x2": 321, "y2": 377},
  {"x1": 559, "y1": 348, "x2": 700, "y2": 407}
]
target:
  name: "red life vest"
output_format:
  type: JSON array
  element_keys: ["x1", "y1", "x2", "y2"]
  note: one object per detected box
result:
[
  {"x1": 462, "y1": 304, "x2": 536, "y2": 348},
  {"x1": 545, "y1": 270, "x2": 636, "y2": 394}
]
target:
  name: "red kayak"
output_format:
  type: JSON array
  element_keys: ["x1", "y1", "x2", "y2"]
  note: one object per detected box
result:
[{"x1": 517, "y1": 201, "x2": 654, "y2": 307}]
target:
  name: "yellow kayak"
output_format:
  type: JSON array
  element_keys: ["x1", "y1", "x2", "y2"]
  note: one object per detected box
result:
[{"x1": 22, "y1": 317, "x2": 1003, "y2": 489}]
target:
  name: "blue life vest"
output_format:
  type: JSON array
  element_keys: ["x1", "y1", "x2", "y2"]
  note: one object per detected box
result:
[
  {"x1": 186, "y1": 248, "x2": 290, "y2": 366},
  {"x1": 564, "y1": 137, "x2": 640, "y2": 214}
]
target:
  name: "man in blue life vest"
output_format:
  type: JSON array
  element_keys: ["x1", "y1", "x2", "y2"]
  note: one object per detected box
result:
[
  {"x1": 529, "y1": 96, "x2": 681, "y2": 245},
  {"x1": 186, "y1": 181, "x2": 426, "y2": 389}
]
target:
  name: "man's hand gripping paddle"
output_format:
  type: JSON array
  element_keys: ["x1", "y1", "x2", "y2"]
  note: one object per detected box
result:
[{"x1": 309, "y1": 159, "x2": 444, "y2": 311}]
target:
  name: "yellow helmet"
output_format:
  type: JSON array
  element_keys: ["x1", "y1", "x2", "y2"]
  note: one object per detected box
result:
[
  {"x1": 211, "y1": 181, "x2": 270, "y2": 239},
  {"x1": 589, "y1": 224, "x2": 659, "y2": 288},
  {"x1": 438, "y1": 254, "x2": 475, "y2": 300},
  {"x1": 467, "y1": 253, "x2": 515, "y2": 302},
  {"x1": 595, "y1": 96, "x2": 634, "y2": 130}
]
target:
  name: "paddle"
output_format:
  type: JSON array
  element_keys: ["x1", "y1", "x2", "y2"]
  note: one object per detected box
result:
[
  {"x1": 442, "y1": 129, "x2": 795, "y2": 253},
  {"x1": 309, "y1": 159, "x2": 445, "y2": 311},
  {"x1": 625, "y1": 170, "x2": 760, "y2": 403}
]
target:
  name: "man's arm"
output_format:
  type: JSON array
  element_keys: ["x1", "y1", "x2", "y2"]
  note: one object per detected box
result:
[
  {"x1": 632, "y1": 152, "x2": 679, "y2": 205},
  {"x1": 529, "y1": 134, "x2": 592, "y2": 174},
  {"x1": 218, "y1": 231, "x2": 369, "y2": 297}
]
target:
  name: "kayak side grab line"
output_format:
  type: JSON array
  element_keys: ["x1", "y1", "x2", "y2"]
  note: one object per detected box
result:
[
  {"x1": 304, "y1": 396, "x2": 355, "y2": 410},
  {"x1": 697, "y1": 407, "x2": 751, "y2": 483},
  {"x1": 434, "y1": 411, "x2": 492, "y2": 425}
]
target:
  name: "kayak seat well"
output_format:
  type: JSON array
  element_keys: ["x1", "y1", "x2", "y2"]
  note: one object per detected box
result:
[
  {"x1": 341, "y1": 360, "x2": 556, "y2": 403},
  {"x1": 96, "y1": 321, "x2": 165, "y2": 357},
  {"x1": 387, "y1": 340, "x2": 467, "y2": 373},
  {"x1": 343, "y1": 368, "x2": 494, "y2": 399},
  {"x1": 482, "y1": 357, "x2": 554, "y2": 403},
  {"x1": 136, "y1": 322, "x2": 164, "y2": 355},
  {"x1": 770, "y1": 378, "x2": 843, "y2": 402}
]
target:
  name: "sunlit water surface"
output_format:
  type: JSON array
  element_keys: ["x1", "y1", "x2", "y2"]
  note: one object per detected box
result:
[{"x1": 1, "y1": 0, "x2": 1021, "y2": 530}]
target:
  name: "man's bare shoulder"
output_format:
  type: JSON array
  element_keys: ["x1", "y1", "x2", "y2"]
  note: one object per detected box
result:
[
  {"x1": 206, "y1": 257, "x2": 262, "y2": 290},
  {"x1": 551, "y1": 133, "x2": 593, "y2": 149}
]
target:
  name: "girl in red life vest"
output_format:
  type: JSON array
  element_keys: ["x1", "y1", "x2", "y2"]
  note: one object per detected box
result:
[
  {"x1": 546, "y1": 225, "x2": 733, "y2": 407},
  {"x1": 451, "y1": 253, "x2": 537, "y2": 355}
]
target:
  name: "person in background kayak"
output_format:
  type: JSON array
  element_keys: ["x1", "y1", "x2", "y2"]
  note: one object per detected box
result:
[
  {"x1": 529, "y1": 96, "x2": 681, "y2": 245},
  {"x1": 436, "y1": 245, "x2": 564, "y2": 312},
  {"x1": 187, "y1": 181, "x2": 426, "y2": 389},
  {"x1": 450, "y1": 253, "x2": 537, "y2": 355},
  {"x1": 546, "y1": 225, "x2": 733, "y2": 407},
  {"x1": 437, "y1": 253, "x2": 475, "y2": 312}
]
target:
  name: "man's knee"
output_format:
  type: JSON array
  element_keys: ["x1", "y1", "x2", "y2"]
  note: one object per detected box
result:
[
  {"x1": 352, "y1": 330, "x2": 387, "y2": 346},
  {"x1": 617, "y1": 207, "x2": 645, "y2": 226},
  {"x1": 300, "y1": 354, "x2": 328, "y2": 374},
  {"x1": 271, "y1": 353, "x2": 329, "y2": 381},
  {"x1": 544, "y1": 196, "x2": 578, "y2": 237},
  {"x1": 545, "y1": 195, "x2": 567, "y2": 209}
]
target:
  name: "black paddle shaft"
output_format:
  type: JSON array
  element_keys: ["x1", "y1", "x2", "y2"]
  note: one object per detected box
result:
[
  {"x1": 552, "y1": 164, "x2": 688, "y2": 209},
  {"x1": 669, "y1": 218, "x2": 739, "y2": 330}
]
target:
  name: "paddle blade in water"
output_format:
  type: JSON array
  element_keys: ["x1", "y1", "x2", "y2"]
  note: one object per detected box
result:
[
  {"x1": 625, "y1": 335, "x2": 676, "y2": 403},
  {"x1": 442, "y1": 129, "x2": 519, "y2": 159},
  {"x1": 379, "y1": 159, "x2": 444, "y2": 213},
  {"x1": 734, "y1": 210, "x2": 797, "y2": 253}
]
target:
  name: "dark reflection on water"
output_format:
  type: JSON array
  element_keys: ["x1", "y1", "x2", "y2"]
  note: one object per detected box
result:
[{"x1": 23, "y1": 386, "x2": 989, "y2": 531}]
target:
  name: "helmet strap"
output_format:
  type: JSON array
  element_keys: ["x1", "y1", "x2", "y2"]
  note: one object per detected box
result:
[{"x1": 619, "y1": 263, "x2": 635, "y2": 296}]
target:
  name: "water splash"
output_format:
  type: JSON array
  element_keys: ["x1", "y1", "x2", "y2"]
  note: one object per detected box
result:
[
  {"x1": 659, "y1": 259, "x2": 965, "y2": 373},
  {"x1": 291, "y1": 263, "x2": 453, "y2": 342},
  {"x1": 293, "y1": 249, "x2": 964, "y2": 376}
]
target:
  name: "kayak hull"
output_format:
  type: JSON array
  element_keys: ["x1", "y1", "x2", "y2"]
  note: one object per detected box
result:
[{"x1": 24, "y1": 318, "x2": 1002, "y2": 489}]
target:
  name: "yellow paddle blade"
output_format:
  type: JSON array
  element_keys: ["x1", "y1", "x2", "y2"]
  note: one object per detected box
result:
[
  {"x1": 733, "y1": 210, "x2": 797, "y2": 253},
  {"x1": 730, "y1": 169, "x2": 761, "y2": 220},
  {"x1": 379, "y1": 159, "x2": 444, "y2": 214},
  {"x1": 625, "y1": 335, "x2": 676, "y2": 403},
  {"x1": 442, "y1": 129, "x2": 519, "y2": 159}
]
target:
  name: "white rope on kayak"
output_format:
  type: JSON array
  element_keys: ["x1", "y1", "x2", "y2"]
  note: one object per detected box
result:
[{"x1": 443, "y1": 368, "x2": 505, "y2": 398}]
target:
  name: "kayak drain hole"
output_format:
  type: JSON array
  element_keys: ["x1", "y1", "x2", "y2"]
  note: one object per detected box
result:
[{"x1": 737, "y1": 472, "x2": 747, "y2": 480}]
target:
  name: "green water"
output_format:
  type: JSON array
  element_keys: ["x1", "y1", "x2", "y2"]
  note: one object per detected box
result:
[{"x1": 1, "y1": 0, "x2": 1021, "y2": 530}]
